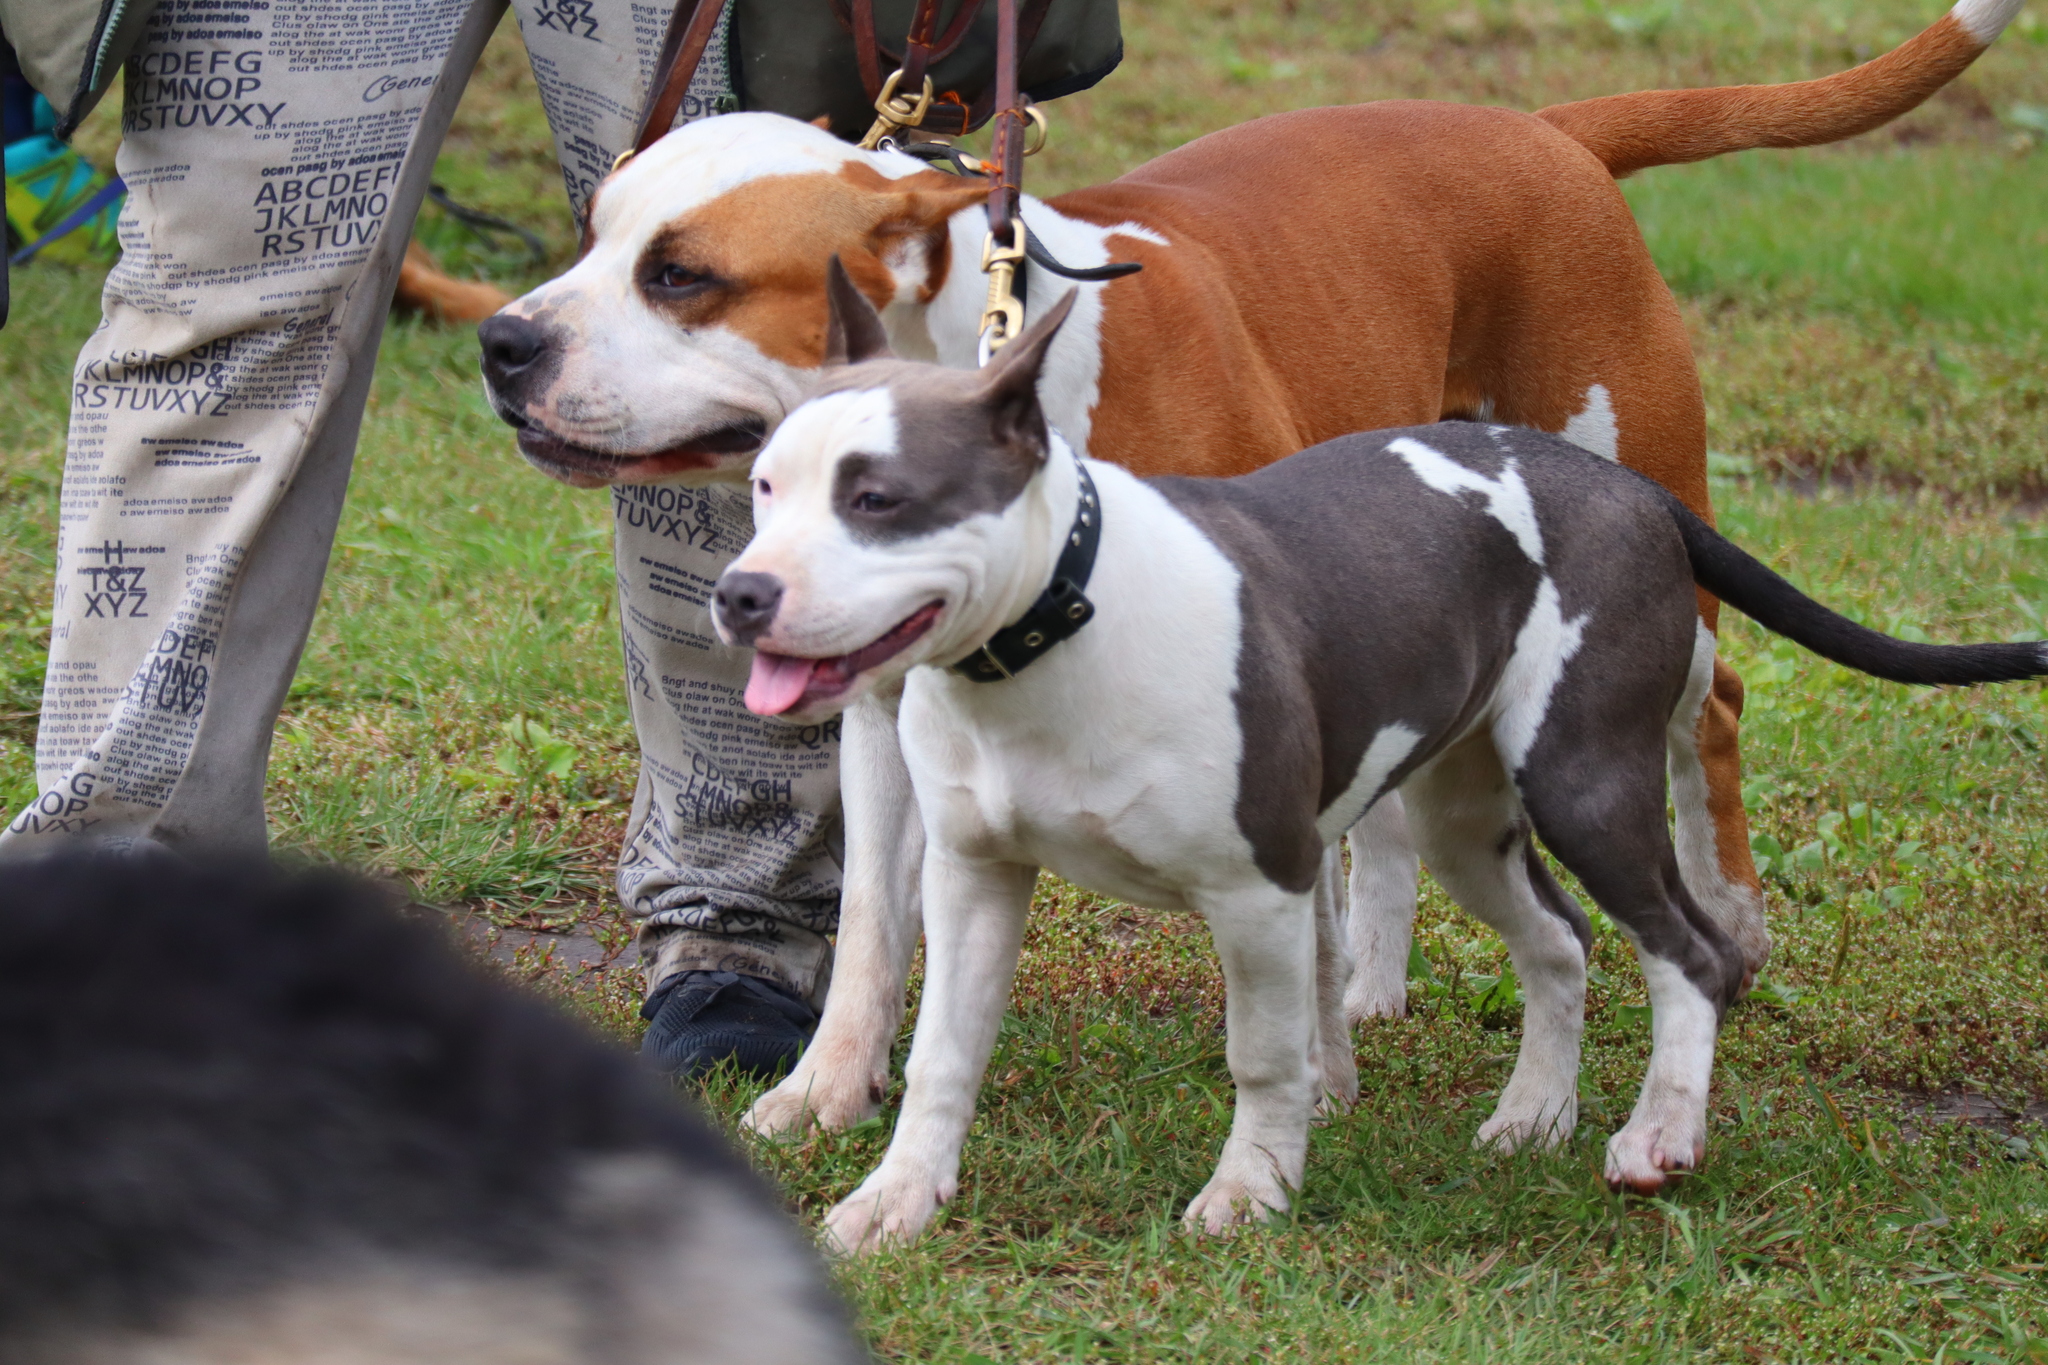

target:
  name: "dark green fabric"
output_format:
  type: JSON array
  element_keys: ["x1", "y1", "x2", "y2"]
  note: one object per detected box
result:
[
  {"x1": 731, "y1": 0, "x2": 1120, "y2": 143},
  {"x1": 0, "y1": 0, "x2": 157, "y2": 137}
]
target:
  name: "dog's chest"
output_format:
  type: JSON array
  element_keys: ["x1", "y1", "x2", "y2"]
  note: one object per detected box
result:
[
  {"x1": 900, "y1": 495, "x2": 1260, "y2": 910},
  {"x1": 911, "y1": 712, "x2": 1247, "y2": 911}
]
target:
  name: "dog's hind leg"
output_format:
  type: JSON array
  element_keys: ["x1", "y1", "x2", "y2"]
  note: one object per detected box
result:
[
  {"x1": 1513, "y1": 719, "x2": 1747, "y2": 1192},
  {"x1": 1313, "y1": 846, "x2": 1360, "y2": 1110},
  {"x1": 1183, "y1": 880, "x2": 1322, "y2": 1235},
  {"x1": 1465, "y1": 233, "x2": 1769, "y2": 989},
  {"x1": 1401, "y1": 737, "x2": 1589, "y2": 1152},
  {"x1": 746, "y1": 692, "x2": 924, "y2": 1137},
  {"x1": 1342, "y1": 794, "x2": 1421, "y2": 1024},
  {"x1": 822, "y1": 851, "x2": 1037, "y2": 1254},
  {"x1": 1672, "y1": 624, "x2": 1771, "y2": 987}
]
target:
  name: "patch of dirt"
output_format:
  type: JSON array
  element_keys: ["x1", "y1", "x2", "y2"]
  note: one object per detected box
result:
[
  {"x1": 1894, "y1": 1090, "x2": 2048, "y2": 1141},
  {"x1": 429, "y1": 901, "x2": 642, "y2": 986}
]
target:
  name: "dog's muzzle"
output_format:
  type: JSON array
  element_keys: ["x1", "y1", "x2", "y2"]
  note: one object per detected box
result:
[{"x1": 479, "y1": 312, "x2": 768, "y2": 488}]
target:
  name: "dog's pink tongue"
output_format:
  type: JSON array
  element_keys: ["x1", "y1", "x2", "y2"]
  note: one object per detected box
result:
[{"x1": 745, "y1": 652, "x2": 819, "y2": 715}]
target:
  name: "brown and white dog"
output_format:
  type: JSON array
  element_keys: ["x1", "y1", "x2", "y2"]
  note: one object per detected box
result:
[{"x1": 477, "y1": 0, "x2": 2026, "y2": 1136}]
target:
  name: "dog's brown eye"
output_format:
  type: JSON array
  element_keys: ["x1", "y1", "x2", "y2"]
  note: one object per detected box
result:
[
  {"x1": 653, "y1": 263, "x2": 706, "y2": 290},
  {"x1": 852, "y1": 491, "x2": 900, "y2": 514},
  {"x1": 755, "y1": 478, "x2": 772, "y2": 498}
]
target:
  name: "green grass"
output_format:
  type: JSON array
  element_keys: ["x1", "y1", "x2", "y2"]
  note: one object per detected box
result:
[
  {"x1": 4, "y1": 0, "x2": 2048, "y2": 1357},
  {"x1": 1625, "y1": 148, "x2": 2048, "y2": 332}
]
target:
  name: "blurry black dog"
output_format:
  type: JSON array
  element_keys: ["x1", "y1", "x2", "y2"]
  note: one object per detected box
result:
[{"x1": 0, "y1": 852, "x2": 864, "y2": 1365}]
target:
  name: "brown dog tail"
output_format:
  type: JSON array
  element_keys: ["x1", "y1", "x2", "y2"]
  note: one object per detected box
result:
[
  {"x1": 1536, "y1": 0, "x2": 2024, "y2": 177},
  {"x1": 396, "y1": 241, "x2": 514, "y2": 324}
]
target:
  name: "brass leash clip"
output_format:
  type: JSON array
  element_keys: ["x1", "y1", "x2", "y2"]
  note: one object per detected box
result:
[
  {"x1": 859, "y1": 69, "x2": 937, "y2": 151},
  {"x1": 977, "y1": 222, "x2": 1028, "y2": 364}
]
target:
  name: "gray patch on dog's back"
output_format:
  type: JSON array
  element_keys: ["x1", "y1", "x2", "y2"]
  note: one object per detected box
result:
[
  {"x1": 1151, "y1": 423, "x2": 1546, "y2": 892},
  {"x1": 807, "y1": 361, "x2": 1047, "y2": 546}
]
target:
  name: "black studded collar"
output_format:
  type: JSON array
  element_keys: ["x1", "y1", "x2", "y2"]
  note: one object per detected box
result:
[{"x1": 951, "y1": 459, "x2": 1100, "y2": 682}]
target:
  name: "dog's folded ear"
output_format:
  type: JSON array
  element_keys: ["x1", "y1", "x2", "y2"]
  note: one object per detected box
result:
[
  {"x1": 823, "y1": 255, "x2": 894, "y2": 366},
  {"x1": 978, "y1": 288, "x2": 1077, "y2": 460}
]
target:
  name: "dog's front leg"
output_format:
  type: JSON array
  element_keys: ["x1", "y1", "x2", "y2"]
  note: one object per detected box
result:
[
  {"x1": 1184, "y1": 883, "x2": 1321, "y2": 1235},
  {"x1": 745, "y1": 692, "x2": 925, "y2": 1137},
  {"x1": 1343, "y1": 794, "x2": 1421, "y2": 1023},
  {"x1": 822, "y1": 851, "x2": 1036, "y2": 1255}
]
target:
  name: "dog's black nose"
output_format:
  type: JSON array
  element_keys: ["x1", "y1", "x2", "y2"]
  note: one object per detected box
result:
[
  {"x1": 478, "y1": 313, "x2": 552, "y2": 385},
  {"x1": 714, "y1": 572, "x2": 785, "y2": 644}
]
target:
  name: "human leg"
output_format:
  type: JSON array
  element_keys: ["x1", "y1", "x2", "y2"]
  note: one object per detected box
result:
[
  {"x1": 503, "y1": 0, "x2": 850, "y2": 1038},
  {"x1": 3, "y1": 0, "x2": 503, "y2": 853}
]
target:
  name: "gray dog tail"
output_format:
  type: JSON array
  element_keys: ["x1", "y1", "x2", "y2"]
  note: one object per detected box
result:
[{"x1": 1667, "y1": 498, "x2": 2048, "y2": 686}]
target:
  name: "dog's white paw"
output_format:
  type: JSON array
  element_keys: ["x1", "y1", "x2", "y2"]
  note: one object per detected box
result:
[
  {"x1": 1603, "y1": 1114, "x2": 1706, "y2": 1193},
  {"x1": 1343, "y1": 977, "x2": 1409, "y2": 1025},
  {"x1": 822, "y1": 1167, "x2": 950, "y2": 1256},
  {"x1": 1474, "y1": 1085, "x2": 1577, "y2": 1153},
  {"x1": 743, "y1": 1061, "x2": 885, "y2": 1138},
  {"x1": 1181, "y1": 1150, "x2": 1293, "y2": 1236}
]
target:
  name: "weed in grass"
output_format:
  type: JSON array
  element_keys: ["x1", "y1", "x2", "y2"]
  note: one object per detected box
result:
[{"x1": 270, "y1": 755, "x2": 599, "y2": 913}]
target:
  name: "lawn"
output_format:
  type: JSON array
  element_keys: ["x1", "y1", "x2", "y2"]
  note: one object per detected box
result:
[{"x1": 4, "y1": 0, "x2": 2048, "y2": 1359}]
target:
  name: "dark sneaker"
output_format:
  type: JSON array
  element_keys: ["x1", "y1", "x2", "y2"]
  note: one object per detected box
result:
[{"x1": 639, "y1": 970, "x2": 818, "y2": 1082}]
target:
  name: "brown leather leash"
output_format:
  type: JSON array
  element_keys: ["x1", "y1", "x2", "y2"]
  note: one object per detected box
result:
[
  {"x1": 626, "y1": 0, "x2": 997, "y2": 160},
  {"x1": 628, "y1": 0, "x2": 730, "y2": 159},
  {"x1": 841, "y1": 0, "x2": 987, "y2": 129},
  {"x1": 975, "y1": 0, "x2": 1030, "y2": 360}
]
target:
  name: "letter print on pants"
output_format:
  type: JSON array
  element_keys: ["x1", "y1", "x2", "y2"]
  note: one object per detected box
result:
[
  {"x1": 613, "y1": 482, "x2": 843, "y2": 1000},
  {"x1": 4, "y1": 0, "x2": 844, "y2": 1000}
]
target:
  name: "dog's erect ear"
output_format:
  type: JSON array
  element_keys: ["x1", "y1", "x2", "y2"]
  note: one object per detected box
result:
[
  {"x1": 823, "y1": 255, "x2": 894, "y2": 366},
  {"x1": 977, "y1": 288, "x2": 1077, "y2": 459}
]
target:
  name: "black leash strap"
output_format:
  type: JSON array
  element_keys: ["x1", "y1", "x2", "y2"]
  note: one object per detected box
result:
[
  {"x1": 890, "y1": 140, "x2": 1145, "y2": 282},
  {"x1": 427, "y1": 184, "x2": 548, "y2": 267},
  {"x1": 952, "y1": 459, "x2": 1101, "y2": 681}
]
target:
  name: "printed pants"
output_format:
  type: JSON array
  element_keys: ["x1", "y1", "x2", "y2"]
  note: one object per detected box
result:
[{"x1": 2, "y1": 0, "x2": 842, "y2": 1000}]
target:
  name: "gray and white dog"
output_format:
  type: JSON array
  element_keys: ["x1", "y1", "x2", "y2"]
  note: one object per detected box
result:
[{"x1": 714, "y1": 268, "x2": 2047, "y2": 1252}]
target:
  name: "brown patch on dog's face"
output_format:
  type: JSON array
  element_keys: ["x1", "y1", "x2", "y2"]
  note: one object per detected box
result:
[{"x1": 627, "y1": 167, "x2": 982, "y2": 369}]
